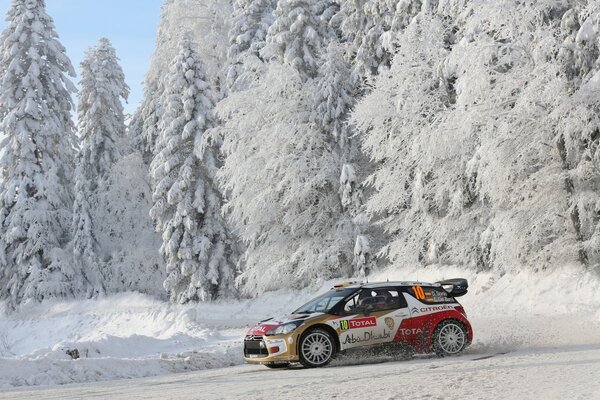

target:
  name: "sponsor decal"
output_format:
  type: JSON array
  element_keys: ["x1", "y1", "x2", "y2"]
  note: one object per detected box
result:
[
  {"x1": 248, "y1": 323, "x2": 280, "y2": 336},
  {"x1": 398, "y1": 328, "x2": 424, "y2": 335},
  {"x1": 411, "y1": 307, "x2": 419, "y2": 314},
  {"x1": 412, "y1": 285, "x2": 426, "y2": 300},
  {"x1": 385, "y1": 317, "x2": 395, "y2": 330},
  {"x1": 349, "y1": 317, "x2": 377, "y2": 329},
  {"x1": 342, "y1": 330, "x2": 391, "y2": 345},
  {"x1": 418, "y1": 305, "x2": 454, "y2": 313},
  {"x1": 341, "y1": 317, "x2": 377, "y2": 331},
  {"x1": 255, "y1": 326, "x2": 268, "y2": 333}
]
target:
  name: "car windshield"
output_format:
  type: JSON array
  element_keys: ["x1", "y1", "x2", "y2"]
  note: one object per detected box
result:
[{"x1": 293, "y1": 288, "x2": 358, "y2": 314}]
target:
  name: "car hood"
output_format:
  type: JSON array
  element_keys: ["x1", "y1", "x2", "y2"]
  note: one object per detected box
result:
[{"x1": 246, "y1": 313, "x2": 324, "y2": 336}]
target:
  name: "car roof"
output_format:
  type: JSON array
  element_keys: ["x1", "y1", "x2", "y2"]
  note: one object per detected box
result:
[{"x1": 333, "y1": 281, "x2": 440, "y2": 290}]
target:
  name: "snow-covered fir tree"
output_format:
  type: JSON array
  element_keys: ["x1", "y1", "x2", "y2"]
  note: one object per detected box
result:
[
  {"x1": 310, "y1": 42, "x2": 376, "y2": 276},
  {"x1": 150, "y1": 36, "x2": 238, "y2": 303},
  {"x1": 354, "y1": 2, "x2": 582, "y2": 274},
  {"x1": 553, "y1": 3, "x2": 600, "y2": 269},
  {"x1": 262, "y1": 0, "x2": 336, "y2": 79},
  {"x1": 0, "y1": 0, "x2": 77, "y2": 305},
  {"x1": 147, "y1": 0, "x2": 232, "y2": 97},
  {"x1": 217, "y1": 64, "x2": 355, "y2": 295},
  {"x1": 227, "y1": 0, "x2": 276, "y2": 91},
  {"x1": 311, "y1": 42, "x2": 357, "y2": 154},
  {"x1": 135, "y1": 0, "x2": 232, "y2": 160},
  {"x1": 131, "y1": 79, "x2": 164, "y2": 164},
  {"x1": 97, "y1": 152, "x2": 166, "y2": 297},
  {"x1": 333, "y1": 0, "x2": 422, "y2": 77},
  {"x1": 72, "y1": 38, "x2": 130, "y2": 297}
]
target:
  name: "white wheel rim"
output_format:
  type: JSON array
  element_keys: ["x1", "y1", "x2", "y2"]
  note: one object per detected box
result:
[
  {"x1": 302, "y1": 332, "x2": 333, "y2": 365},
  {"x1": 438, "y1": 323, "x2": 466, "y2": 354}
]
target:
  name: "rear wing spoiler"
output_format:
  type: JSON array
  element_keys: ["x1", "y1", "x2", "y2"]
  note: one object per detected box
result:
[{"x1": 436, "y1": 278, "x2": 468, "y2": 297}]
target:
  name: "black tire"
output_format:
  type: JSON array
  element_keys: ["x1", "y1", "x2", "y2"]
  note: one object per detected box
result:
[
  {"x1": 265, "y1": 363, "x2": 290, "y2": 369},
  {"x1": 299, "y1": 328, "x2": 336, "y2": 368},
  {"x1": 432, "y1": 320, "x2": 468, "y2": 357}
]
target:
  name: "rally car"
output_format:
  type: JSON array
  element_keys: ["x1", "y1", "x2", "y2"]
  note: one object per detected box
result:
[{"x1": 243, "y1": 279, "x2": 472, "y2": 368}]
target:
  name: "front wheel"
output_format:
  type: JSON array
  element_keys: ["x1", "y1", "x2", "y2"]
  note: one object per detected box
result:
[
  {"x1": 433, "y1": 320, "x2": 468, "y2": 357},
  {"x1": 299, "y1": 328, "x2": 336, "y2": 368}
]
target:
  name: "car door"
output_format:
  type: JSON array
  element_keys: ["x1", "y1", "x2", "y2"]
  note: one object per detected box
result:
[{"x1": 336, "y1": 288, "x2": 408, "y2": 351}]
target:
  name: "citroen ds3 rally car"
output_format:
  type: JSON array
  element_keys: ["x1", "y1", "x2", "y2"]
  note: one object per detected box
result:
[{"x1": 244, "y1": 279, "x2": 472, "y2": 368}]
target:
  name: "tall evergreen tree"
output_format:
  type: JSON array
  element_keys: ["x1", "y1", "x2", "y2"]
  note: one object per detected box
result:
[
  {"x1": 333, "y1": 0, "x2": 422, "y2": 77},
  {"x1": 227, "y1": 0, "x2": 276, "y2": 91},
  {"x1": 217, "y1": 64, "x2": 355, "y2": 295},
  {"x1": 150, "y1": 36, "x2": 237, "y2": 303},
  {"x1": 262, "y1": 0, "x2": 335, "y2": 79},
  {"x1": 311, "y1": 42, "x2": 357, "y2": 156},
  {"x1": 0, "y1": 0, "x2": 77, "y2": 305},
  {"x1": 310, "y1": 42, "x2": 376, "y2": 276},
  {"x1": 132, "y1": 78, "x2": 164, "y2": 164},
  {"x1": 72, "y1": 38, "x2": 129, "y2": 297}
]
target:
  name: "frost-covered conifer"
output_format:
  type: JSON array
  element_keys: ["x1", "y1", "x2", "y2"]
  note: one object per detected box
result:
[
  {"x1": 150, "y1": 37, "x2": 237, "y2": 303},
  {"x1": 311, "y1": 42, "x2": 356, "y2": 153},
  {"x1": 553, "y1": 3, "x2": 600, "y2": 269},
  {"x1": 134, "y1": 79, "x2": 164, "y2": 164},
  {"x1": 355, "y1": 3, "x2": 581, "y2": 274},
  {"x1": 97, "y1": 152, "x2": 166, "y2": 296},
  {"x1": 217, "y1": 64, "x2": 355, "y2": 295},
  {"x1": 227, "y1": 0, "x2": 276, "y2": 90},
  {"x1": 310, "y1": 42, "x2": 375, "y2": 275},
  {"x1": 72, "y1": 38, "x2": 129, "y2": 297},
  {"x1": 333, "y1": 0, "x2": 422, "y2": 76},
  {"x1": 0, "y1": 0, "x2": 77, "y2": 305},
  {"x1": 148, "y1": 0, "x2": 232, "y2": 96},
  {"x1": 262, "y1": 0, "x2": 335, "y2": 79}
]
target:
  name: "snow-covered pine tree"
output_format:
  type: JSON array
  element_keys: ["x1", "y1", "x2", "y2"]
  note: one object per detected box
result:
[
  {"x1": 553, "y1": 3, "x2": 600, "y2": 269},
  {"x1": 0, "y1": 0, "x2": 77, "y2": 305},
  {"x1": 133, "y1": 79, "x2": 164, "y2": 164},
  {"x1": 311, "y1": 42, "x2": 357, "y2": 154},
  {"x1": 333, "y1": 0, "x2": 422, "y2": 77},
  {"x1": 148, "y1": 0, "x2": 232, "y2": 97},
  {"x1": 217, "y1": 63, "x2": 355, "y2": 295},
  {"x1": 310, "y1": 42, "x2": 376, "y2": 276},
  {"x1": 227, "y1": 0, "x2": 276, "y2": 91},
  {"x1": 262, "y1": 0, "x2": 336, "y2": 79},
  {"x1": 355, "y1": 2, "x2": 580, "y2": 275},
  {"x1": 72, "y1": 38, "x2": 129, "y2": 297},
  {"x1": 96, "y1": 152, "x2": 166, "y2": 297},
  {"x1": 150, "y1": 36, "x2": 237, "y2": 303},
  {"x1": 135, "y1": 0, "x2": 233, "y2": 161}
]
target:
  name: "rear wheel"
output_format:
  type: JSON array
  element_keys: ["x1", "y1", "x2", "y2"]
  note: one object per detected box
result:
[
  {"x1": 433, "y1": 320, "x2": 467, "y2": 357},
  {"x1": 299, "y1": 328, "x2": 336, "y2": 368}
]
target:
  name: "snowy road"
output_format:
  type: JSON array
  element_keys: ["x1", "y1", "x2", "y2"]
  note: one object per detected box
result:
[{"x1": 2, "y1": 344, "x2": 600, "y2": 400}]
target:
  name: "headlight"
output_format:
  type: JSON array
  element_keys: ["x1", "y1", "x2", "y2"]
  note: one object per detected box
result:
[{"x1": 266, "y1": 321, "x2": 303, "y2": 336}]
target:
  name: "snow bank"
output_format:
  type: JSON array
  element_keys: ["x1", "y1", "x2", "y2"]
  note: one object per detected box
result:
[{"x1": 0, "y1": 289, "x2": 321, "y2": 389}]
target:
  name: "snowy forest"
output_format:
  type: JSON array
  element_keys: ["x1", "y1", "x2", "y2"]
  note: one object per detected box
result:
[{"x1": 1, "y1": 0, "x2": 600, "y2": 307}]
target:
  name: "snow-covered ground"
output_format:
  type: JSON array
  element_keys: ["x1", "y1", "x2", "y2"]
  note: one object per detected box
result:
[
  {"x1": 3, "y1": 346, "x2": 599, "y2": 400},
  {"x1": 0, "y1": 286, "x2": 321, "y2": 388},
  {"x1": 1, "y1": 264, "x2": 600, "y2": 395}
]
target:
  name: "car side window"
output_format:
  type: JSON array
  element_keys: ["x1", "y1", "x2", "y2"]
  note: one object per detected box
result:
[
  {"x1": 354, "y1": 288, "x2": 405, "y2": 313},
  {"x1": 342, "y1": 294, "x2": 360, "y2": 314}
]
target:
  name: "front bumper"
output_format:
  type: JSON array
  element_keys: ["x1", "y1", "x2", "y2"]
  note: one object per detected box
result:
[{"x1": 243, "y1": 334, "x2": 300, "y2": 364}]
